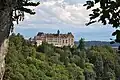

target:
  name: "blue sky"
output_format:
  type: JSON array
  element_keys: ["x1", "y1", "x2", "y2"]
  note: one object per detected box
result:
[{"x1": 15, "y1": 0, "x2": 115, "y2": 41}]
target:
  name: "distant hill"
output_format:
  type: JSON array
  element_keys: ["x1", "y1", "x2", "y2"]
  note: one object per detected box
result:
[{"x1": 74, "y1": 41, "x2": 120, "y2": 48}]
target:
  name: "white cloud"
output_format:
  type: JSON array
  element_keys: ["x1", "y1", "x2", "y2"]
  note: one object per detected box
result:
[
  {"x1": 39, "y1": 0, "x2": 90, "y2": 25},
  {"x1": 16, "y1": 0, "x2": 93, "y2": 28},
  {"x1": 14, "y1": 0, "x2": 115, "y2": 41}
]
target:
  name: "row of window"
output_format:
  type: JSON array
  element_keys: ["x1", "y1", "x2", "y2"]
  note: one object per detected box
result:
[
  {"x1": 48, "y1": 43, "x2": 74, "y2": 46},
  {"x1": 47, "y1": 39, "x2": 73, "y2": 42},
  {"x1": 48, "y1": 40, "x2": 73, "y2": 44},
  {"x1": 47, "y1": 38, "x2": 73, "y2": 41}
]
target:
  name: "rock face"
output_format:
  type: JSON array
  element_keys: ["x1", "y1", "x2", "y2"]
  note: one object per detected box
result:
[
  {"x1": 0, "y1": 40, "x2": 8, "y2": 80},
  {"x1": 0, "y1": 0, "x2": 13, "y2": 80}
]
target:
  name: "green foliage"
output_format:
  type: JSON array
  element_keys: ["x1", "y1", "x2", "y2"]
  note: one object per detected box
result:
[
  {"x1": 84, "y1": 0, "x2": 120, "y2": 27},
  {"x1": 4, "y1": 33, "x2": 120, "y2": 80},
  {"x1": 84, "y1": 63, "x2": 96, "y2": 80},
  {"x1": 36, "y1": 42, "x2": 54, "y2": 56},
  {"x1": 78, "y1": 38, "x2": 85, "y2": 50},
  {"x1": 84, "y1": 0, "x2": 120, "y2": 43},
  {"x1": 6, "y1": 0, "x2": 40, "y2": 33}
]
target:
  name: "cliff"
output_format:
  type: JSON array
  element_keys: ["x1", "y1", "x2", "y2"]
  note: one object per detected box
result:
[{"x1": 0, "y1": 40, "x2": 8, "y2": 80}]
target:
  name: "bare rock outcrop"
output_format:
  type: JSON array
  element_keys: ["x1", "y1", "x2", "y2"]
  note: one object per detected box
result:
[{"x1": 0, "y1": 39, "x2": 8, "y2": 80}]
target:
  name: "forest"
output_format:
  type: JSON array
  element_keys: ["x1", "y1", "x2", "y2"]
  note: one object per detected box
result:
[
  {"x1": 0, "y1": 0, "x2": 120, "y2": 80},
  {"x1": 3, "y1": 33, "x2": 120, "y2": 80}
]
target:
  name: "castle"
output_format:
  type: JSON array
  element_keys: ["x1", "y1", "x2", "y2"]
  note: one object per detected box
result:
[{"x1": 34, "y1": 30, "x2": 74, "y2": 47}]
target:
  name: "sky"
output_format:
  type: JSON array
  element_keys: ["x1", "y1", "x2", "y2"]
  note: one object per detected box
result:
[{"x1": 14, "y1": 0, "x2": 115, "y2": 41}]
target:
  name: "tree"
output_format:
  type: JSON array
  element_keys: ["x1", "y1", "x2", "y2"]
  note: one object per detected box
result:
[
  {"x1": 84, "y1": 63, "x2": 96, "y2": 80},
  {"x1": 77, "y1": 38, "x2": 85, "y2": 50},
  {"x1": 6, "y1": 33, "x2": 120, "y2": 80},
  {"x1": 36, "y1": 42, "x2": 55, "y2": 56},
  {"x1": 95, "y1": 56, "x2": 104, "y2": 80},
  {"x1": 84, "y1": 0, "x2": 120, "y2": 43},
  {"x1": 12, "y1": 0, "x2": 40, "y2": 30},
  {"x1": 0, "y1": 2, "x2": 39, "y2": 79},
  {"x1": 0, "y1": 0, "x2": 40, "y2": 43}
]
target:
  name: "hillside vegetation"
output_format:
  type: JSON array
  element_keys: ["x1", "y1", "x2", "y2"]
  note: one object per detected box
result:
[{"x1": 3, "y1": 33, "x2": 120, "y2": 80}]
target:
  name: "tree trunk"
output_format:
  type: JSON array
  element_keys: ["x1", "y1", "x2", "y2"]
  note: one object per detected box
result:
[{"x1": 0, "y1": 0, "x2": 13, "y2": 80}]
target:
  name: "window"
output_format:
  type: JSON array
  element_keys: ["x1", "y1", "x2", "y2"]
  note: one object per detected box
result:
[
  {"x1": 66, "y1": 40, "x2": 67, "y2": 44},
  {"x1": 69, "y1": 38, "x2": 70, "y2": 41},
  {"x1": 63, "y1": 40, "x2": 64, "y2": 43},
  {"x1": 71, "y1": 39, "x2": 73, "y2": 42}
]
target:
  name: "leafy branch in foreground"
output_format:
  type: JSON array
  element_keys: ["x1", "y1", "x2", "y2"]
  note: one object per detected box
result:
[
  {"x1": 9, "y1": 0, "x2": 40, "y2": 32},
  {"x1": 84, "y1": 0, "x2": 120, "y2": 43}
]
